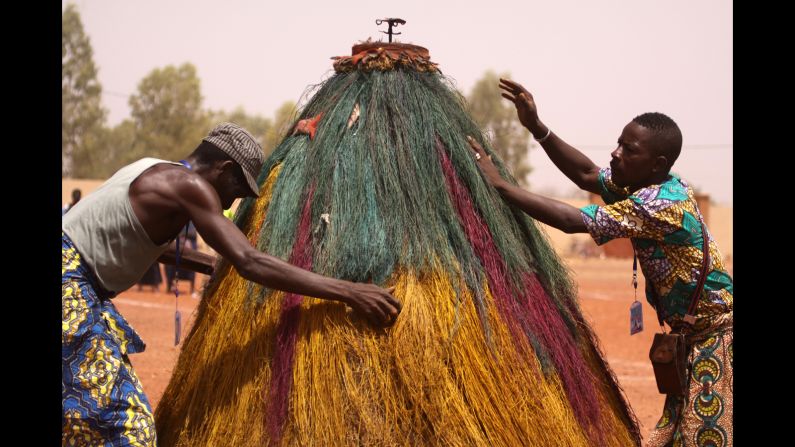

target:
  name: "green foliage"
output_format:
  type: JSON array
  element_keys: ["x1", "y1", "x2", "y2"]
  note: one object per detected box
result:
[
  {"x1": 61, "y1": 6, "x2": 297, "y2": 180},
  {"x1": 128, "y1": 63, "x2": 209, "y2": 162},
  {"x1": 62, "y1": 3, "x2": 107, "y2": 177},
  {"x1": 100, "y1": 120, "x2": 141, "y2": 177},
  {"x1": 208, "y1": 102, "x2": 297, "y2": 160},
  {"x1": 209, "y1": 107, "x2": 273, "y2": 149},
  {"x1": 467, "y1": 71, "x2": 532, "y2": 186},
  {"x1": 262, "y1": 101, "x2": 297, "y2": 157}
]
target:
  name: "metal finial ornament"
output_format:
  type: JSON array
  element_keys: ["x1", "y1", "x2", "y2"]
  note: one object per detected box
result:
[{"x1": 376, "y1": 18, "x2": 406, "y2": 42}]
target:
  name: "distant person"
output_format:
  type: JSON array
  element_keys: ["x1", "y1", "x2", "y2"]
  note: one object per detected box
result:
[
  {"x1": 136, "y1": 262, "x2": 163, "y2": 293},
  {"x1": 62, "y1": 122, "x2": 401, "y2": 446},
  {"x1": 468, "y1": 79, "x2": 733, "y2": 446},
  {"x1": 62, "y1": 188, "x2": 82, "y2": 215}
]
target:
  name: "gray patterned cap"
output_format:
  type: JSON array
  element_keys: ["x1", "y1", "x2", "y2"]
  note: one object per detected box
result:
[{"x1": 202, "y1": 122, "x2": 265, "y2": 197}]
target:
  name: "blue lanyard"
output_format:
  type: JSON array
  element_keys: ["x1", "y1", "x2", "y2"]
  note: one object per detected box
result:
[
  {"x1": 175, "y1": 159, "x2": 193, "y2": 277},
  {"x1": 174, "y1": 159, "x2": 192, "y2": 291},
  {"x1": 174, "y1": 159, "x2": 192, "y2": 345}
]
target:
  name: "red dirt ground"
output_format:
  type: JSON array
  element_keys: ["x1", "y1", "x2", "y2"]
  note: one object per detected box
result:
[{"x1": 115, "y1": 257, "x2": 669, "y2": 442}]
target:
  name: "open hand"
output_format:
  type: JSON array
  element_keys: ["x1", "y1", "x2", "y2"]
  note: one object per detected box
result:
[
  {"x1": 466, "y1": 136, "x2": 506, "y2": 190},
  {"x1": 499, "y1": 78, "x2": 539, "y2": 130},
  {"x1": 344, "y1": 284, "x2": 402, "y2": 327}
]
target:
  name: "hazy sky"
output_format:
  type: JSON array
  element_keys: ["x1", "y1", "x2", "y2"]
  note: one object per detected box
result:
[{"x1": 64, "y1": 0, "x2": 732, "y2": 204}]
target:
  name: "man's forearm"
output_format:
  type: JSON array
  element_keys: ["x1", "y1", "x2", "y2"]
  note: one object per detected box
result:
[
  {"x1": 158, "y1": 244, "x2": 216, "y2": 274},
  {"x1": 526, "y1": 120, "x2": 600, "y2": 191},
  {"x1": 494, "y1": 182, "x2": 587, "y2": 234},
  {"x1": 235, "y1": 253, "x2": 350, "y2": 303}
]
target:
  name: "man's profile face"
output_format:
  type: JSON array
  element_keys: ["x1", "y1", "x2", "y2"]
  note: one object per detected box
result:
[
  {"x1": 609, "y1": 121, "x2": 661, "y2": 190},
  {"x1": 215, "y1": 161, "x2": 250, "y2": 210}
]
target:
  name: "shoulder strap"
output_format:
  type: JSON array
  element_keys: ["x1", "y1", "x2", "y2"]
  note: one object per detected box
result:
[
  {"x1": 683, "y1": 220, "x2": 710, "y2": 324},
  {"x1": 647, "y1": 217, "x2": 710, "y2": 329}
]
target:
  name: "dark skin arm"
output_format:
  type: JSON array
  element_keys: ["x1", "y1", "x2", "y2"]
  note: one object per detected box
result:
[
  {"x1": 467, "y1": 136, "x2": 587, "y2": 234},
  {"x1": 156, "y1": 242, "x2": 216, "y2": 275},
  {"x1": 498, "y1": 78, "x2": 602, "y2": 195},
  {"x1": 131, "y1": 166, "x2": 401, "y2": 327}
]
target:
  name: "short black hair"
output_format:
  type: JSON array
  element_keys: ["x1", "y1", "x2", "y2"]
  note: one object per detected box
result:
[
  {"x1": 189, "y1": 140, "x2": 245, "y2": 179},
  {"x1": 190, "y1": 140, "x2": 235, "y2": 165},
  {"x1": 71, "y1": 188, "x2": 82, "y2": 201},
  {"x1": 632, "y1": 112, "x2": 682, "y2": 168}
]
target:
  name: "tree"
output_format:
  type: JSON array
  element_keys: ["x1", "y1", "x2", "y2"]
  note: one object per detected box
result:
[
  {"x1": 209, "y1": 107, "x2": 273, "y2": 151},
  {"x1": 129, "y1": 63, "x2": 209, "y2": 162},
  {"x1": 62, "y1": 3, "x2": 107, "y2": 177},
  {"x1": 104, "y1": 120, "x2": 141, "y2": 177},
  {"x1": 467, "y1": 71, "x2": 532, "y2": 186},
  {"x1": 207, "y1": 101, "x2": 295, "y2": 159},
  {"x1": 262, "y1": 101, "x2": 297, "y2": 157}
]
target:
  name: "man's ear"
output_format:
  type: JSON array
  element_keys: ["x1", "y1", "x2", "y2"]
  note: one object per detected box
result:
[
  {"x1": 652, "y1": 155, "x2": 669, "y2": 174},
  {"x1": 216, "y1": 159, "x2": 234, "y2": 174}
]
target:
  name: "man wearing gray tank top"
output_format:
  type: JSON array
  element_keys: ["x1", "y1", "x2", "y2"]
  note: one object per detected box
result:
[{"x1": 62, "y1": 122, "x2": 402, "y2": 446}]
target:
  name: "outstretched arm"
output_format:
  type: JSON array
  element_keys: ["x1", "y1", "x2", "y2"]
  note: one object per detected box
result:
[
  {"x1": 174, "y1": 178, "x2": 401, "y2": 327},
  {"x1": 499, "y1": 78, "x2": 601, "y2": 195},
  {"x1": 157, "y1": 242, "x2": 216, "y2": 275},
  {"x1": 468, "y1": 136, "x2": 587, "y2": 234}
]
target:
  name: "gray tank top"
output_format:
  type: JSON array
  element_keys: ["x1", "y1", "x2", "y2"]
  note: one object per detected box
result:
[{"x1": 62, "y1": 158, "x2": 182, "y2": 293}]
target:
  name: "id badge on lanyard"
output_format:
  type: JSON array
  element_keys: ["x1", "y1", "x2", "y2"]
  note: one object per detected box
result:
[{"x1": 630, "y1": 254, "x2": 644, "y2": 335}]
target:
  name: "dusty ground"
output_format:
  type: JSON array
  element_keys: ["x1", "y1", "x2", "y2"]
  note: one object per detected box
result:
[{"x1": 114, "y1": 255, "x2": 686, "y2": 443}]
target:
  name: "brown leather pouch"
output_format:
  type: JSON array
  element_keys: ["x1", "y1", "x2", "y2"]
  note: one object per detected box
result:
[
  {"x1": 646, "y1": 218, "x2": 708, "y2": 396},
  {"x1": 649, "y1": 333, "x2": 688, "y2": 396}
]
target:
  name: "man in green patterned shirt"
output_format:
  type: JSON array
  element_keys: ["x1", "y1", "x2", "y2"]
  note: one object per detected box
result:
[{"x1": 468, "y1": 78, "x2": 733, "y2": 447}]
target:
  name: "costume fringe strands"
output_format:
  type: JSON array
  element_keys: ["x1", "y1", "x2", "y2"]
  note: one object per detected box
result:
[{"x1": 155, "y1": 42, "x2": 641, "y2": 446}]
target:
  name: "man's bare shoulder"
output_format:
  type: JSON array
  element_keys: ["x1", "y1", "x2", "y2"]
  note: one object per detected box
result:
[
  {"x1": 132, "y1": 163, "x2": 215, "y2": 204},
  {"x1": 136, "y1": 164, "x2": 204, "y2": 189}
]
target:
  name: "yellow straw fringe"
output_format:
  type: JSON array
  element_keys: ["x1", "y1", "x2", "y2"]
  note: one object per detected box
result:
[
  {"x1": 155, "y1": 165, "x2": 284, "y2": 446},
  {"x1": 284, "y1": 268, "x2": 592, "y2": 447},
  {"x1": 155, "y1": 164, "x2": 635, "y2": 446}
]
